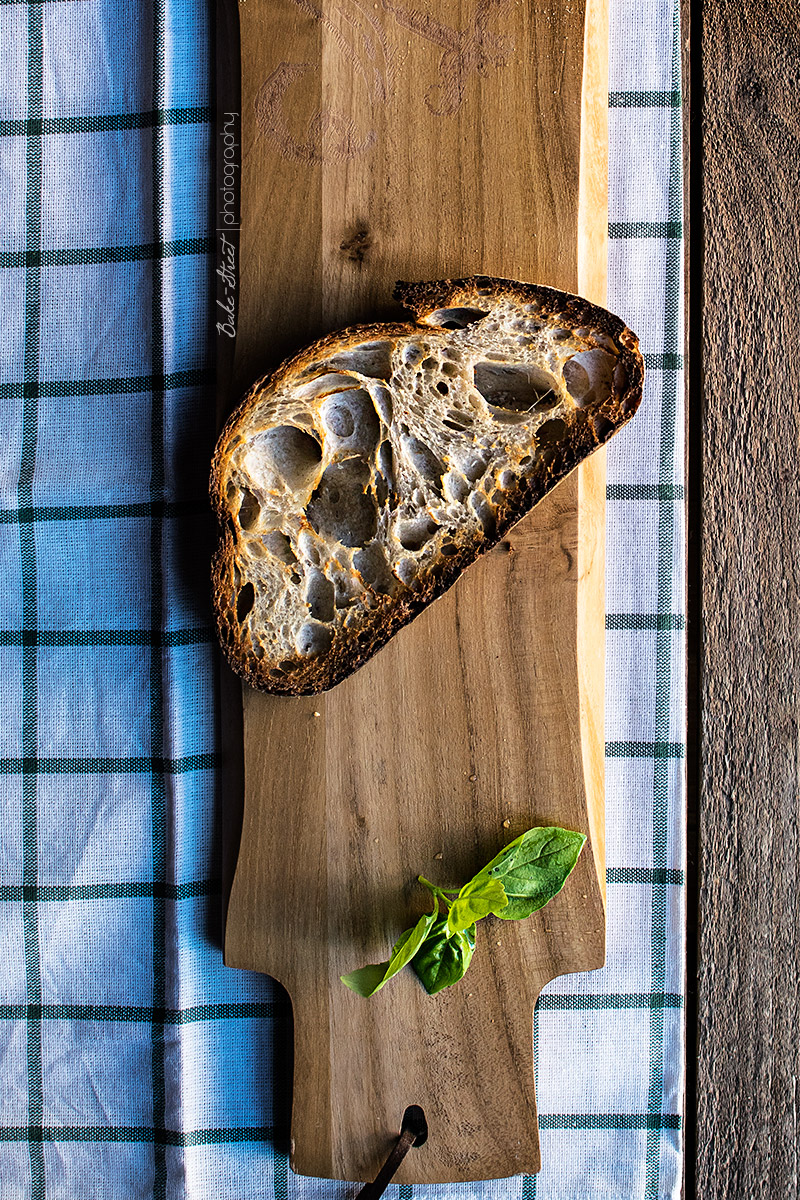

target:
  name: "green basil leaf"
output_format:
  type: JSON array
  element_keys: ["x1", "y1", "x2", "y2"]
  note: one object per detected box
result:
[
  {"x1": 488, "y1": 827, "x2": 587, "y2": 920},
  {"x1": 412, "y1": 916, "x2": 476, "y2": 995},
  {"x1": 339, "y1": 961, "x2": 389, "y2": 998},
  {"x1": 340, "y1": 907, "x2": 437, "y2": 997},
  {"x1": 446, "y1": 877, "x2": 508, "y2": 935},
  {"x1": 471, "y1": 832, "x2": 529, "y2": 882}
]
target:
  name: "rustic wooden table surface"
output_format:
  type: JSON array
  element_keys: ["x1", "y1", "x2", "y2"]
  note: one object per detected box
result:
[
  {"x1": 214, "y1": 0, "x2": 794, "y2": 1192},
  {"x1": 685, "y1": 2, "x2": 800, "y2": 1197}
]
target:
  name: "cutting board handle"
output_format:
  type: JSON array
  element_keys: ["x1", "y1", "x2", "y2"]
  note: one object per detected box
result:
[{"x1": 276, "y1": 964, "x2": 548, "y2": 1181}]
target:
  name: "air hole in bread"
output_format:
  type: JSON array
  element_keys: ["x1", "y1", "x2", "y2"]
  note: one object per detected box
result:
[
  {"x1": 325, "y1": 341, "x2": 393, "y2": 380},
  {"x1": 306, "y1": 459, "x2": 378, "y2": 547},
  {"x1": 403, "y1": 344, "x2": 423, "y2": 367},
  {"x1": 444, "y1": 471, "x2": 469, "y2": 503},
  {"x1": 440, "y1": 542, "x2": 458, "y2": 557},
  {"x1": 464, "y1": 456, "x2": 487, "y2": 483},
  {"x1": 238, "y1": 489, "x2": 260, "y2": 531},
  {"x1": 533, "y1": 392, "x2": 559, "y2": 412},
  {"x1": 425, "y1": 307, "x2": 488, "y2": 329},
  {"x1": 237, "y1": 582, "x2": 255, "y2": 623},
  {"x1": 321, "y1": 388, "x2": 381, "y2": 453},
  {"x1": 334, "y1": 579, "x2": 354, "y2": 609},
  {"x1": 296, "y1": 372, "x2": 358, "y2": 399},
  {"x1": 473, "y1": 362, "x2": 560, "y2": 415},
  {"x1": 395, "y1": 559, "x2": 418, "y2": 585},
  {"x1": 593, "y1": 414, "x2": 614, "y2": 441},
  {"x1": 297, "y1": 621, "x2": 333, "y2": 657},
  {"x1": 563, "y1": 348, "x2": 616, "y2": 408},
  {"x1": 436, "y1": 381, "x2": 449, "y2": 395},
  {"x1": 262, "y1": 531, "x2": 297, "y2": 565},
  {"x1": 306, "y1": 569, "x2": 335, "y2": 621},
  {"x1": 421, "y1": 356, "x2": 438, "y2": 370},
  {"x1": 377, "y1": 440, "x2": 394, "y2": 489},
  {"x1": 489, "y1": 408, "x2": 536, "y2": 426},
  {"x1": 469, "y1": 493, "x2": 496, "y2": 539},
  {"x1": 372, "y1": 385, "x2": 393, "y2": 425},
  {"x1": 441, "y1": 362, "x2": 459, "y2": 378},
  {"x1": 353, "y1": 543, "x2": 395, "y2": 593},
  {"x1": 402, "y1": 436, "x2": 446, "y2": 490},
  {"x1": 247, "y1": 425, "x2": 323, "y2": 494},
  {"x1": 442, "y1": 419, "x2": 465, "y2": 432},
  {"x1": 323, "y1": 401, "x2": 355, "y2": 438},
  {"x1": 563, "y1": 360, "x2": 591, "y2": 402},
  {"x1": 537, "y1": 417, "x2": 568, "y2": 445},
  {"x1": 398, "y1": 516, "x2": 439, "y2": 551}
]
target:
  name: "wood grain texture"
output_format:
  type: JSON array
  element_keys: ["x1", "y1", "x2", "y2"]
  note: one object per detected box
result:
[
  {"x1": 698, "y1": 4, "x2": 800, "y2": 1197},
  {"x1": 222, "y1": 0, "x2": 609, "y2": 1182}
]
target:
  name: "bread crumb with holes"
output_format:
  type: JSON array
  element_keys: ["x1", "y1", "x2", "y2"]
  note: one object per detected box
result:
[{"x1": 211, "y1": 277, "x2": 643, "y2": 695}]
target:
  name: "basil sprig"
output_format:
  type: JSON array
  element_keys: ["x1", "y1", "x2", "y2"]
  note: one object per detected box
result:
[{"x1": 340, "y1": 826, "x2": 586, "y2": 998}]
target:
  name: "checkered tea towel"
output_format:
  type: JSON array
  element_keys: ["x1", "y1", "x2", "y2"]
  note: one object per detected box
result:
[{"x1": 0, "y1": 0, "x2": 684, "y2": 1196}]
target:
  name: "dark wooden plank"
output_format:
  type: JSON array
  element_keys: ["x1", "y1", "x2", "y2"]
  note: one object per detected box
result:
[{"x1": 698, "y1": 4, "x2": 800, "y2": 1196}]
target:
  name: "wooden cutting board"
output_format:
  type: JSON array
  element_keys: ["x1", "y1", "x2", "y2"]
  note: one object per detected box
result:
[{"x1": 216, "y1": 0, "x2": 609, "y2": 1182}]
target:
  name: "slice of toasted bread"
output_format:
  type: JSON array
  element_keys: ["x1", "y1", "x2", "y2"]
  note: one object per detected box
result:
[{"x1": 210, "y1": 276, "x2": 643, "y2": 695}]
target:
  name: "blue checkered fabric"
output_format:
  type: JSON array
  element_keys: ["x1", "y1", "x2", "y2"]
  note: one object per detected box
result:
[{"x1": 0, "y1": 1, "x2": 684, "y2": 1197}]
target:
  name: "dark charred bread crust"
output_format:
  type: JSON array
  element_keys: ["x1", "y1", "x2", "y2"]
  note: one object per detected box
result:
[{"x1": 210, "y1": 277, "x2": 644, "y2": 695}]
